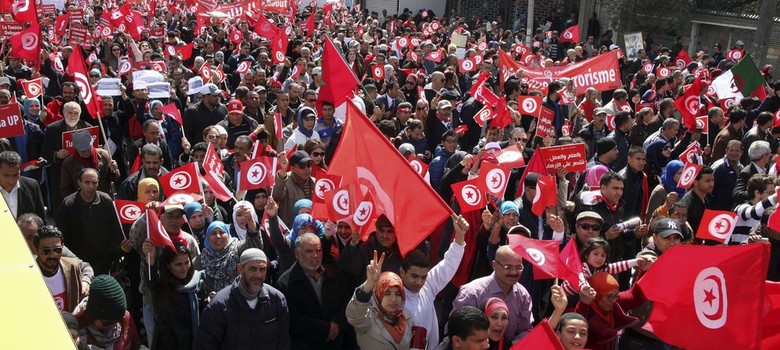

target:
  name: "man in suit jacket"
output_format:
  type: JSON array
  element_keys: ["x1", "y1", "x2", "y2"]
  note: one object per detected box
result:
[
  {"x1": 126, "y1": 119, "x2": 174, "y2": 172},
  {"x1": 0, "y1": 151, "x2": 46, "y2": 222},
  {"x1": 374, "y1": 82, "x2": 404, "y2": 121},
  {"x1": 8, "y1": 119, "x2": 45, "y2": 183},
  {"x1": 734, "y1": 140, "x2": 771, "y2": 206},
  {"x1": 275, "y1": 232, "x2": 354, "y2": 350}
]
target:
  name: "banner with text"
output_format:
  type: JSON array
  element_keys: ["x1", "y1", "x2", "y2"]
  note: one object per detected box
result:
[
  {"x1": 517, "y1": 50, "x2": 622, "y2": 95},
  {"x1": 539, "y1": 144, "x2": 587, "y2": 174}
]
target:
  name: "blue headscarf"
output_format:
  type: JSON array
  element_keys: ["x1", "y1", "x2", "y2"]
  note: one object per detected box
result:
[
  {"x1": 296, "y1": 106, "x2": 316, "y2": 138},
  {"x1": 288, "y1": 213, "x2": 317, "y2": 243},
  {"x1": 661, "y1": 160, "x2": 686, "y2": 196},
  {"x1": 23, "y1": 98, "x2": 40, "y2": 121},
  {"x1": 204, "y1": 221, "x2": 231, "y2": 253},
  {"x1": 500, "y1": 201, "x2": 519, "y2": 215},
  {"x1": 293, "y1": 199, "x2": 313, "y2": 216}
]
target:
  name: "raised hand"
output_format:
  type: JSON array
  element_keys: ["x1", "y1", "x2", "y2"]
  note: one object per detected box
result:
[
  {"x1": 363, "y1": 250, "x2": 386, "y2": 293},
  {"x1": 452, "y1": 214, "x2": 469, "y2": 245},
  {"x1": 550, "y1": 284, "x2": 568, "y2": 312},
  {"x1": 265, "y1": 197, "x2": 279, "y2": 218}
]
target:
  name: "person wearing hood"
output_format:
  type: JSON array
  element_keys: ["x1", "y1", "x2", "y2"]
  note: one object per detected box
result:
[
  {"x1": 146, "y1": 242, "x2": 205, "y2": 350},
  {"x1": 183, "y1": 202, "x2": 212, "y2": 247},
  {"x1": 42, "y1": 101, "x2": 93, "y2": 215},
  {"x1": 284, "y1": 106, "x2": 321, "y2": 151},
  {"x1": 230, "y1": 200, "x2": 278, "y2": 281},
  {"x1": 217, "y1": 99, "x2": 260, "y2": 149},
  {"x1": 194, "y1": 220, "x2": 263, "y2": 297},
  {"x1": 646, "y1": 160, "x2": 685, "y2": 220},
  {"x1": 9, "y1": 98, "x2": 45, "y2": 182}
]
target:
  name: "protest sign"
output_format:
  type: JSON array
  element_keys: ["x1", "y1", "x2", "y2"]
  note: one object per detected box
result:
[{"x1": 539, "y1": 144, "x2": 588, "y2": 174}]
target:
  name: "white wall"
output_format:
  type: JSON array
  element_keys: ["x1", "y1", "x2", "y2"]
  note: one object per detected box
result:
[{"x1": 363, "y1": 0, "x2": 446, "y2": 18}]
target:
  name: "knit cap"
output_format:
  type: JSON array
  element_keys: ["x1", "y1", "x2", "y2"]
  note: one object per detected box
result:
[{"x1": 86, "y1": 275, "x2": 127, "y2": 321}]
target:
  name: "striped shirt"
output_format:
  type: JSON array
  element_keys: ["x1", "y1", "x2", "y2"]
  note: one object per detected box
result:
[
  {"x1": 733, "y1": 197, "x2": 776, "y2": 244},
  {"x1": 561, "y1": 259, "x2": 638, "y2": 295}
]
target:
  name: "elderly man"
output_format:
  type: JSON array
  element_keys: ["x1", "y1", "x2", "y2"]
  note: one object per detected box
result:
[
  {"x1": 711, "y1": 140, "x2": 744, "y2": 211},
  {"x1": 452, "y1": 245, "x2": 533, "y2": 342},
  {"x1": 60, "y1": 129, "x2": 119, "y2": 198},
  {"x1": 0, "y1": 151, "x2": 46, "y2": 221},
  {"x1": 196, "y1": 248, "x2": 291, "y2": 349},
  {"x1": 734, "y1": 140, "x2": 771, "y2": 205},
  {"x1": 117, "y1": 144, "x2": 168, "y2": 200},
  {"x1": 275, "y1": 232, "x2": 354, "y2": 349},
  {"x1": 272, "y1": 150, "x2": 315, "y2": 226},
  {"x1": 57, "y1": 168, "x2": 123, "y2": 275},
  {"x1": 578, "y1": 107, "x2": 610, "y2": 160},
  {"x1": 35, "y1": 225, "x2": 84, "y2": 312},
  {"x1": 42, "y1": 101, "x2": 92, "y2": 215}
]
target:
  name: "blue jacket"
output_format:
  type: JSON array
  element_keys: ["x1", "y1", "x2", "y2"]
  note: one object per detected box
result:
[{"x1": 429, "y1": 146, "x2": 453, "y2": 192}]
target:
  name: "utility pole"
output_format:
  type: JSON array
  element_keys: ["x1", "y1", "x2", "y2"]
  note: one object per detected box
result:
[
  {"x1": 526, "y1": 0, "x2": 534, "y2": 46},
  {"x1": 753, "y1": 0, "x2": 777, "y2": 67}
]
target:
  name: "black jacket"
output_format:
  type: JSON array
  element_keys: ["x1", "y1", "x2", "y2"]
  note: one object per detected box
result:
[
  {"x1": 275, "y1": 262, "x2": 354, "y2": 350},
  {"x1": 183, "y1": 101, "x2": 227, "y2": 145},
  {"x1": 15, "y1": 176, "x2": 46, "y2": 222},
  {"x1": 128, "y1": 138, "x2": 174, "y2": 172}
]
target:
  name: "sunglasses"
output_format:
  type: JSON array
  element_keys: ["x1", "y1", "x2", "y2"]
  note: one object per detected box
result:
[
  {"x1": 112, "y1": 48, "x2": 121, "y2": 52},
  {"x1": 90, "y1": 75, "x2": 100, "y2": 78},
  {"x1": 40, "y1": 247, "x2": 63, "y2": 255},
  {"x1": 311, "y1": 151, "x2": 325, "y2": 157},
  {"x1": 578, "y1": 223, "x2": 602, "y2": 231}
]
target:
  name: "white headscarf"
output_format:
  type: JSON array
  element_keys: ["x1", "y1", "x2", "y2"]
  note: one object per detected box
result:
[{"x1": 231, "y1": 200, "x2": 259, "y2": 240}]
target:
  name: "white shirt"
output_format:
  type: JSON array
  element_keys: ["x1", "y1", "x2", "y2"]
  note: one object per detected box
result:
[
  {"x1": 404, "y1": 241, "x2": 465, "y2": 349},
  {"x1": 0, "y1": 181, "x2": 20, "y2": 219},
  {"x1": 43, "y1": 267, "x2": 67, "y2": 311}
]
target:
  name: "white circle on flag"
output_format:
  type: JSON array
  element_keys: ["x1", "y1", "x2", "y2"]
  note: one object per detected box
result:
[
  {"x1": 27, "y1": 82, "x2": 41, "y2": 97},
  {"x1": 620, "y1": 104, "x2": 632, "y2": 112},
  {"x1": 679, "y1": 166, "x2": 697, "y2": 187},
  {"x1": 514, "y1": 45, "x2": 523, "y2": 55},
  {"x1": 373, "y1": 66, "x2": 383, "y2": 79},
  {"x1": 707, "y1": 85, "x2": 716, "y2": 96},
  {"x1": 411, "y1": 38, "x2": 420, "y2": 47},
  {"x1": 431, "y1": 22, "x2": 440, "y2": 30},
  {"x1": 120, "y1": 204, "x2": 142, "y2": 222},
  {"x1": 170, "y1": 173, "x2": 192, "y2": 190},
  {"x1": 685, "y1": 95, "x2": 700, "y2": 115},
  {"x1": 660, "y1": 67, "x2": 670, "y2": 77},
  {"x1": 476, "y1": 108, "x2": 492, "y2": 123},
  {"x1": 461, "y1": 60, "x2": 473, "y2": 72},
  {"x1": 102, "y1": 26, "x2": 112, "y2": 37},
  {"x1": 314, "y1": 178, "x2": 335, "y2": 200},
  {"x1": 410, "y1": 52, "x2": 418, "y2": 61},
  {"x1": 526, "y1": 248, "x2": 546, "y2": 266},
  {"x1": 474, "y1": 55, "x2": 483, "y2": 65},
  {"x1": 332, "y1": 189, "x2": 350, "y2": 216},
  {"x1": 353, "y1": 201, "x2": 373, "y2": 226},
  {"x1": 398, "y1": 37, "x2": 408, "y2": 47},
  {"x1": 478, "y1": 42, "x2": 487, "y2": 51},
  {"x1": 21, "y1": 32, "x2": 37, "y2": 50},
  {"x1": 696, "y1": 118, "x2": 705, "y2": 130},
  {"x1": 73, "y1": 72, "x2": 93, "y2": 105},
  {"x1": 119, "y1": 61, "x2": 131, "y2": 75},
  {"x1": 167, "y1": 46, "x2": 176, "y2": 56},
  {"x1": 430, "y1": 51, "x2": 440, "y2": 60},
  {"x1": 167, "y1": 193, "x2": 195, "y2": 204},
  {"x1": 693, "y1": 267, "x2": 728, "y2": 329},
  {"x1": 247, "y1": 163, "x2": 267, "y2": 185},
  {"x1": 521, "y1": 99, "x2": 538, "y2": 114},
  {"x1": 723, "y1": 99, "x2": 736, "y2": 109},
  {"x1": 562, "y1": 31, "x2": 573, "y2": 40},
  {"x1": 485, "y1": 168, "x2": 506, "y2": 193},
  {"x1": 676, "y1": 59, "x2": 686, "y2": 69},
  {"x1": 237, "y1": 61, "x2": 249, "y2": 73},
  {"x1": 607, "y1": 115, "x2": 616, "y2": 130},
  {"x1": 543, "y1": 70, "x2": 553, "y2": 79},
  {"x1": 461, "y1": 184, "x2": 480, "y2": 206},
  {"x1": 275, "y1": 51, "x2": 285, "y2": 62},
  {"x1": 409, "y1": 160, "x2": 423, "y2": 175},
  {"x1": 707, "y1": 214, "x2": 734, "y2": 240},
  {"x1": 643, "y1": 63, "x2": 653, "y2": 73},
  {"x1": 733, "y1": 51, "x2": 742, "y2": 60}
]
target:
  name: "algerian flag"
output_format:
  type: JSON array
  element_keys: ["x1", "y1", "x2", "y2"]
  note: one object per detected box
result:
[{"x1": 711, "y1": 54, "x2": 766, "y2": 100}]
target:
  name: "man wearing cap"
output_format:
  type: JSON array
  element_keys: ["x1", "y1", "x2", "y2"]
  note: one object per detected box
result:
[
  {"x1": 57, "y1": 167, "x2": 123, "y2": 275},
  {"x1": 427, "y1": 99, "x2": 453, "y2": 154},
  {"x1": 59, "y1": 129, "x2": 119, "y2": 198},
  {"x1": 196, "y1": 248, "x2": 291, "y2": 349},
  {"x1": 619, "y1": 218, "x2": 680, "y2": 349},
  {"x1": 130, "y1": 203, "x2": 200, "y2": 344},
  {"x1": 218, "y1": 99, "x2": 260, "y2": 149},
  {"x1": 183, "y1": 83, "x2": 228, "y2": 145},
  {"x1": 577, "y1": 107, "x2": 610, "y2": 160},
  {"x1": 34, "y1": 225, "x2": 84, "y2": 312},
  {"x1": 339, "y1": 214, "x2": 405, "y2": 287},
  {"x1": 272, "y1": 150, "x2": 315, "y2": 226}
]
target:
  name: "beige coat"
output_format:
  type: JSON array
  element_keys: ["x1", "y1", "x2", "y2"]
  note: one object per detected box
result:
[
  {"x1": 346, "y1": 288, "x2": 413, "y2": 350},
  {"x1": 271, "y1": 171, "x2": 314, "y2": 226}
]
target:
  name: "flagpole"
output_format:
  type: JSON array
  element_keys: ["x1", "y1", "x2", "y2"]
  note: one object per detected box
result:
[
  {"x1": 96, "y1": 112, "x2": 109, "y2": 152},
  {"x1": 146, "y1": 211, "x2": 151, "y2": 281}
]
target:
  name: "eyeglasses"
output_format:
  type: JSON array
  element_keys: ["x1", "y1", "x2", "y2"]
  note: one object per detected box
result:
[
  {"x1": 311, "y1": 151, "x2": 325, "y2": 157},
  {"x1": 495, "y1": 261, "x2": 524, "y2": 271},
  {"x1": 578, "y1": 223, "x2": 602, "y2": 231},
  {"x1": 40, "y1": 247, "x2": 63, "y2": 255}
]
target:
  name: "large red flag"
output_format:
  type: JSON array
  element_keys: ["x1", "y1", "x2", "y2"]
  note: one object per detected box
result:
[
  {"x1": 451, "y1": 178, "x2": 486, "y2": 213},
  {"x1": 254, "y1": 14, "x2": 280, "y2": 39},
  {"x1": 559, "y1": 238, "x2": 584, "y2": 290},
  {"x1": 328, "y1": 101, "x2": 452, "y2": 256},
  {"x1": 498, "y1": 49, "x2": 521, "y2": 90},
  {"x1": 305, "y1": 8, "x2": 316, "y2": 38},
  {"x1": 319, "y1": 36, "x2": 359, "y2": 106},
  {"x1": 675, "y1": 50, "x2": 693, "y2": 69},
  {"x1": 114, "y1": 200, "x2": 145, "y2": 224},
  {"x1": 146, "y1": 209, "x2": 177, "y2": 251},
  {"x1": 237, "y1": 156, "x2": 277, "y2": 191},
  {"x1": 478, "y1": 161, "x2": 510, "y2": 199},
  {"x1": 559, "y1": 24, "x2": 579, "y2": 43},
  {"x1": 508, "y1": 234, "x2": 561, "y2": 279},
  {"x1": 270, "y1": 29, "x2": 289, "y2": 64},
  {"x1": 762, "y1": 281, "x2": 780, "y2": 349},
  {"x1": 64, "y1": 44, "x2": 102, "y2": 118},
  {"x1": 768, "y1": 208, "x2": 780, "y2": 233},
  {"x1": 509, "y1": 320, "x2": 565, "y2": 350},
  {"x1": 158, "y1": 162, "x2": 201, "y2": 196},
  {"x1": 515, "y1": 146, "x2": 547, "y2": 198},
  {"x1": 11, "y1": 0, "x2": 37, "y2": 23},
  {"x1": 674, "y1": 77, "x2": 702, "y2": 131},
  {"x1": 9, "y1": 22, "x2": 40, "y2": 63},
  {"x1": 695, "y1": 209, "x2": 738, "y2": 244},
  {"x1": 531, "y1": 175, "x2": 557, "y2": 216},
  {"x1": 636, "y1": 244, "x2": 770, "y2": 350}
]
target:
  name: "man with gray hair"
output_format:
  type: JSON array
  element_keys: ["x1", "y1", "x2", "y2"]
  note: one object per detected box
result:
[
  {"x1": 196, "y1": 248, "x2": 291, "y2": 349},
  {"x1": 275, "y1": 232, "x2": 353, "y2": 349},
  {"x1": 734, "y1": 140, "x2": 772, "y2": 205}
]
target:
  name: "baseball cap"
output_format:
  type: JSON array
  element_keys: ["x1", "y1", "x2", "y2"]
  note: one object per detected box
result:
[
  {"x1": 227, "y1": 99, "x2": 244, "y2": 114},
  {"x1": 200, "y1": 83, "x2": 221, "y2": 96},
  {"x1": 507, "y1": 224, "x2": 531, "y2": 236},
  {"x1": 609, "y1": 44, "x2": 620, "y2": 51},
  {"x1": 398, "y1": 143, "x2": 415, "y2": 156},
  {"x1": 312, "y1": 67, "x2": 321, "y2": 76},
  {"x1": 72, "y1": 129, "x2": 93, "y2": 152},
  {"x1": 654, "y1": 218, "x2": 684, "y2": 238},
  {"x1": 160, "y1": 204, "x2": 185, "y2": 215},
  {"x1": 736, "y1": 40, "x2": 744, "y2": 46},
  {"x1": 437, "y1": 100, "x2": 452, "y2": 109},
  {"x1": 0, "y1": 77, "x2": 10, "y2": 86},
  {"x1": 289, "y1": 150, "x2": 312, "y2": 167},
  {"x1": 594, "y1": 107, "x2": 609, "y2": 115},
  {"x1": 576, "y1": 211, "x2": 604, "y2": 224}
]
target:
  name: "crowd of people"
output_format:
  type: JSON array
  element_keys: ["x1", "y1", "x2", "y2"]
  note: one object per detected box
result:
[{"x1": 4, "y1": 1, "x2": 779, "y2": 349}]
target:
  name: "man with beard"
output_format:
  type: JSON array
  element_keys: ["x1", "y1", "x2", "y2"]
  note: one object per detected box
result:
[
  {"x1": 35, "y1": 225, "x2": 84, "y2": 312},
  {"x1": 196, "y1": 248, "x2": 291, "y2": 349}
]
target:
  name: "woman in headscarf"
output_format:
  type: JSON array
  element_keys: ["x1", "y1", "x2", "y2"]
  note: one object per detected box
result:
[
  {"x1": 15, "y1": 98, "x2": 46, "y2": 181},
  {"x1": 646, "y1": 160, "x2": 685, "y2": 220},
  {"x1": 346, "y1": 252, "x2": 413, "y2": 350},
  {"x1": 183, "y1": 202, "x2": 211, "y2": 248},
  {"x1": 23, "y1": 97, "x2": 47, "y2": 128},
  {"x1": 483, "y1": 297, "x2": 510, "y2": 350},
  {"x1": 230, "y1": 200, "x2": 278, "y2": 280},
  {"x1": 147, "y1": 241, "x2": 205, "y2": 350},
  {"x1": 193, "y1": 221, "x2": 262, "y2": 297},
  {"x1": 137, "y1": 178, "x2": 161, "y2": 204},
  {"x1": 284, "y1": 106, "x2": 321, "y2": 151},
  {"x1": 574, "y1": 272, "x2": 644, "y2": 350}
]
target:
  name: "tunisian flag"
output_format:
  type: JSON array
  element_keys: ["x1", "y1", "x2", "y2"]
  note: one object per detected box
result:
[
  {"x1": 559, "y1": 238, "x2": 584, "y2": 290},
  {"x1": 478, "y1": 161, "x2": 510, "y2": 199},
  {"x1": 9, "y1": 22, "x2": 40, "y2": 63},
  {"x1": 636, "y1": 244, "x2": 770, "y2": 350},
  {"x1": 451, "y1": 178, "x2": 486, "y2": 213},
  {"x1": 11, "y1": 0, "x2": 37, "y2": 23},
  {"x1": 158, "y1": 162, "x2": 201, "y2": 196},
  {"x1": 19, "y1": 77, "x2": 43, "y2": 99},
  {"x1": 508, "y1": 234, "x2": 561, "y2": 280},
  {"x1": 559, "y1": 24, "x2": 579, "y2": 43},
  {"x1": 531, "y1": 175, "x2": 557, "y2": 216},
  {"x1": 270, "y1": 29, "x2": 289, "y2": 64},
  {"x1": 509, "y1": 320, "x2": 565, "y2": 350},
  {"x1": 328, "y1": 101, "x2": 452, "y2": 256},
  {"x1": 159, "y1": 103, "x2": 183, "y2": 125},
  {"x1": 674, "y1": 77, "x2": 703, "y2": 131},
  {"x1": 695, "y1": 209, "x2": 738, "y2": 244},
  {"x1": 319, "y1": 36, "x2": 360, "y2": 106},
  {"x1": 64, "y1": 45, "x2": 102, "y2": 118},
  {"x1": 237, "y1": 156, "x2": 277, "y2": 191},
  {"x1": 146, "y1": 209, "x2": 177, "y2": 251},
  {"x1": 114, "y1": 200, "x2": 145, "y2": 224}
]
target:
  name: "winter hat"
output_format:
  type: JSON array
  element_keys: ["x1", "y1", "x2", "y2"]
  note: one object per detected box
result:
[
  {"x1": 240, "y1": 248, "x2": 268, "y2": 264},
  {"x1": 72, "y1": 129, "x2": 93, "y2": 153},
  {"x1": 595, "y1": 137, "x2": 617, "y2": 156},
  {"x1": 61, "y1": 311, "x2": 79, "y2": 332},
  {"x1": 86, "y1": 275, "x2": 127, "y2": 321}
]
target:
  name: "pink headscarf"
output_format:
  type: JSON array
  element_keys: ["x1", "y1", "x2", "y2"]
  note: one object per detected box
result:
[{"x1": 585, "y1": 165, "x2": 610, "y2": 188}]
